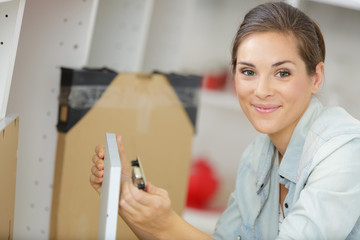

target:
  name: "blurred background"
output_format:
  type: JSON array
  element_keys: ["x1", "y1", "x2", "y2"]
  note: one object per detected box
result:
[{"x1": 4, "y1": 0, "x2": 360, "y2": 238}]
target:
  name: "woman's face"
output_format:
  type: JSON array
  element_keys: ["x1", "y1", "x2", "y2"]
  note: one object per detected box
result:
[{"x1": 234, "y1": 31, "x2": 322, "y2": 140}]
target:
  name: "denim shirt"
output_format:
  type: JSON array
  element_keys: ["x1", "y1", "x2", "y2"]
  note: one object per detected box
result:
[{"x1": 212, "y1": 97, "x2": 360, "y2": 240}]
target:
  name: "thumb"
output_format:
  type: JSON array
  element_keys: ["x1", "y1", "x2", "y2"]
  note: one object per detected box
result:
[
  {"x1": 116, "y1": 135, "x2": 127, "y2": 160},
  {"x1": 116, "y1": 135, "x2": 131, "y2": 182},
  {"x1": 146, "y1": 182, "x2": 169, "y2": 198}
]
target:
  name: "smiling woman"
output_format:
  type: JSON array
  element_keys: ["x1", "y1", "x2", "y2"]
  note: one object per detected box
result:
[
  {"x1": 89, "y1": 2, "x2": 360, "y2": 240},
  {"x1": 234, "y1": 31, "x2": 323, "y2": 156},
  {"x1": 213, "y1": 2, "x2": 360, "y2": 239}
]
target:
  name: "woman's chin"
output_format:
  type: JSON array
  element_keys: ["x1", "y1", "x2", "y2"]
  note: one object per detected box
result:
[{"x1": 253, "y1": 123, "x2": 278, "y2": 135}]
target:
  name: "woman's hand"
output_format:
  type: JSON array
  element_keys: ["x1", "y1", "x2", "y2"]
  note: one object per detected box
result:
[
  {"x1": 89, "y1": 136, "x2": 131, "y2": 195},
  {"x1": 90, "y1": 136, "x2": 212, "y2": 239},
  {"x1": 119, "y1": 181, "x2": 213, "y2": 240},
  {"x1": 119, "y1": 181, "x2": 176, "y2": 238}
]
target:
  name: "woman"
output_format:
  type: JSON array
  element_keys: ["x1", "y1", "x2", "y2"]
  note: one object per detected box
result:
[{"x1": 90, "y1": 2, "x2": 360, "y2": 239}]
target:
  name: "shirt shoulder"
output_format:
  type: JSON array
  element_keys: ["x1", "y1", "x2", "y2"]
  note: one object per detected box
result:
[
  {"x1": 298, "y1": 106, "x2": 360, "y2": 185},
  {"x1": 311, "y1": 106, "x2": 360, "y2": 140}
]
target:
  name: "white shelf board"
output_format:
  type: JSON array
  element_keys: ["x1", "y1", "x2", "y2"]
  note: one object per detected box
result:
[
  {"x1": 0, "y1": 0, "x2": 26, "y2": 119},
  {"x1": 309, "y1": 0, "x2": 360, "y2": 11},
  {"x1": 98, "y1": 133, "x2": 121, "y2": 240}
]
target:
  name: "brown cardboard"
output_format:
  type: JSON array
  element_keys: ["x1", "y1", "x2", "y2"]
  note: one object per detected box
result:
[
  {"x1": 50, "y1": 73, "x2": 194, "y2": 239},
  {"x1": 0, "y1": 115, "x2": 19, "y2": 240}
]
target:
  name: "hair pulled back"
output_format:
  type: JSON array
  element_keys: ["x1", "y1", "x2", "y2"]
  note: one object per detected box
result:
[{"x1": 231, "y1": 2, "x2": 325, "y2": 75}]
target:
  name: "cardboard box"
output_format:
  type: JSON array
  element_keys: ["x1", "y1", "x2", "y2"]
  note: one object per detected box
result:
[
  {"x1": 57, "y1": 67, "x2": 118, "y2": 132},
  {"x1": 0, "y1": 115, "x2": 19, "y2": 240},
  {"x1": 50, "y1": 72, "x2": 200, "y2": 239}
]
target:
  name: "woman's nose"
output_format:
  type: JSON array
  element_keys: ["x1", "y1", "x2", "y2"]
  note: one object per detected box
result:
[{"x1": 254, "y1": 77, "x2": 274, "y2": 99}]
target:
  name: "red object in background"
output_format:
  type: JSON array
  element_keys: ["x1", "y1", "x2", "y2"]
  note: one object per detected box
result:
[
  {"x1": 186, "y1": 157, "x2": 219, "y2": 209},
  {"x1": 202, "y1": 71, "x2": 228, "y2": 90}
]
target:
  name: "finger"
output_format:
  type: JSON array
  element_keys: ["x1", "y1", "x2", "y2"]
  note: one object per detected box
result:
[
  {"x1": 128, "y1": 182, "x2": 163, "y2": 207},
  {"x1": 123, "y1": 182, "x2": 151, "y2": 208},
  {"x1": 92, "y1": 154, "x2": 104, "y2": 170},
  {"x1": 95, "y1": 144, "x2": 105, "y2": 159},
  {"x1": 116, "y1": 136, "x2": 126, "y2": 162},
  {"x1": 90, "y1": 174, "x2": 102, "y2": 195},
  {"x1": 145, "y1": 182, "x2": 169, "y2": 199},
  {"x1": 120, "y1": 182, "x2": 149, "y2": 214},
  {"x1": 116, "y1": 136, "x2": 132, "y2": 183},
  {"x1": 91, "y1": 165, "x2": 103, "y2": 177},
  {"x1": 96, "y1": 158, "x2": 104, "y2": 170},
  {"x1": 90, "y1": 173, "x2": 103, "y2": 185},
  {"x1": 116, "y1": 135, "x2": 131, "y2": 168}
]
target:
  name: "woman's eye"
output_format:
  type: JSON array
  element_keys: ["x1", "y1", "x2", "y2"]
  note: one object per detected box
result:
[
  {"x1": 242, "y1": 70, "x2": 255, "y2": 76},
  {"x1": 276, "y1": 71, "x2": 290, "y2": 78}
]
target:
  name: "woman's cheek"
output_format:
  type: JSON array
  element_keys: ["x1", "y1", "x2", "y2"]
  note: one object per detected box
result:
[
  {"x1": 291, "y1": 78, "x2": 311, "y2": 99},
  {"x1": 236, "y1": 80, "x2": 253, "y2": 99}
]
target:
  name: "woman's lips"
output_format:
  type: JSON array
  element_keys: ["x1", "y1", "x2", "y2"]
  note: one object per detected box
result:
[{"x1": 252, "y1": 104, "x2": 281, "y2": 114}]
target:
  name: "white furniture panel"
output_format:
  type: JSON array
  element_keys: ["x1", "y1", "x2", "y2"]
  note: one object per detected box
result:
[
  {"x1": 6, "y1": 0, "x2": 98, "y2": 238},
  {"x1": 0, "y1": 0, "x2": 25, "y2": 119},
  {"x1": 98, "y1": 133, "x2": 121, "y2": 240}
]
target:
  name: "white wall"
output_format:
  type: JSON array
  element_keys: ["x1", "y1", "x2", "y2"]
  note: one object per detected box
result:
[
  {"x1": 303, "y1": 1, "x2": 360, "y2": 120},
  {"x1": 142, "y1": 0, "x2": 269, "y2": 74},
  {"x1": 87, "y1": 0, "x2": 153, "y2": 72}
]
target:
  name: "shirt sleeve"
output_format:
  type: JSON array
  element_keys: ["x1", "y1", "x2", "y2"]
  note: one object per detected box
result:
[
  {"x1": 211, "y1": 192, "x2": 242, "y2": 240},
  {"x1": 211, "y1": 141, "x2": 255, "y2": 240},
  {"x1": 277, "y1": 138, "x2": 360, "y2": 240}
]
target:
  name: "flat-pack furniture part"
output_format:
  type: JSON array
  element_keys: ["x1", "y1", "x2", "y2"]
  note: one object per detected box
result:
[
  {"x1": 0, "y1": 0, "x2": 25, "y2": 119},
  {"x1": 98, "y1": 133, "x2": 121, "y2": 240}
]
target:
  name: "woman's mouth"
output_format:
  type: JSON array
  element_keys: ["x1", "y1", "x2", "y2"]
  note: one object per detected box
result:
[{"x1": 252, "y1": 104, "x2": 281, "y2": 114}]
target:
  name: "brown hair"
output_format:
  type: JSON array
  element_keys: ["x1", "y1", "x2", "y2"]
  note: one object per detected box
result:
[{"x1": 231, "y1": 2, "x2": 325, "y2": 75}]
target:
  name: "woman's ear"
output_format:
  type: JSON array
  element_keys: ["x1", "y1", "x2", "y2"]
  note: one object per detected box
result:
[{"x1": 311, "y1": 62, "x2": 324, "y2": 94}]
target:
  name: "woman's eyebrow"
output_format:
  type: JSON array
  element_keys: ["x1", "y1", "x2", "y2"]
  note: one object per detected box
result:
[
  {"x1": 272, "y1": 60, "x2": 295, "y2": 67},
  {"x1": 237, "y1": 61, "x2": 255, "y2": 67},
  {"x1": 237, "y1": 60, "x2": 295, "y2": 67}
]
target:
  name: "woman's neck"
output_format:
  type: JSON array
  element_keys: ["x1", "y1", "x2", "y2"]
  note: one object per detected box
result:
[
  {"x1": 269, "y1": 122, "x2": 298, "y2": 162},
  {"x1": 270, "y1": 133, "x2": 289, "y2": 158},
  {"x1": 269, "y1": 98, "x2": 313, "y2": 162}
]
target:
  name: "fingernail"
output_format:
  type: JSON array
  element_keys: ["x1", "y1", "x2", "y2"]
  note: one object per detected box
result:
[
  {"x1": 146, "y1": 182, "x2": 151, "y2": 192},
  {"x1": 99, "y1": 152, "x2": 103, "y2": 158},
  {"x1": 117, "y1": 135, "x2": 122, "y2": 145}
]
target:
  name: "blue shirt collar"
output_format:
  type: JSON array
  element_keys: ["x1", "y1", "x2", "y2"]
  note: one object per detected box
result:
[{"x1": 278, "y1": 97, "x2": 324, "y2": 183}]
